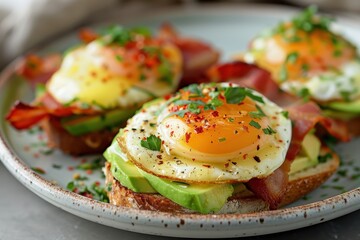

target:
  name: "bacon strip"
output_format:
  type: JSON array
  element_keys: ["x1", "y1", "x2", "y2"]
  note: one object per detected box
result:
[
  {"x1": 158, "y1": 23, "x2": 220, "y2": 88},
  {"x1": 246, "y1": 160, "x2": 291, "y2": 210},
  {"x1": 17, "y1": 54, "x2": 61, "y2": 86},
  {"x1": 207, "y1": 61, "x2": 298, "y2": 106},
  {"x1": 6, "y1": 93, "x2": 97, "y2": 130}
]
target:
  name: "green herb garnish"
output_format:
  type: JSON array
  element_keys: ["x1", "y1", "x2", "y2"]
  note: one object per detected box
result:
[
  {"x1": 141, "y1": 134, "x2": 162, "y2": 151},
  {"x1": 249, "y1": 120, "x2": 261, "y2": 129}
]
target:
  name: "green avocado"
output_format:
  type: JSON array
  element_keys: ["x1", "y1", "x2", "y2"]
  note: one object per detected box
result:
[
  {"x1": 103, "y1": 134, "x2": 156, "y2": 193},
  {"x1": 61, "y1": 107, "x2": 137, "y2": 136},
  {"x1": 323, "y1": 98, "x2": 360, "y2": 114},
  {"x1": 140, "y1": 170, "x2": 234, "y2": 214},
  {"x1": 289, "y1": 132, "x2": 321, "y2": 175}
]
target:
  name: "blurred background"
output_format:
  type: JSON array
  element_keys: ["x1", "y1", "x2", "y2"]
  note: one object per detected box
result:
[{"x1": 0, "y1": 0, "x2": 359, "y2": 68}]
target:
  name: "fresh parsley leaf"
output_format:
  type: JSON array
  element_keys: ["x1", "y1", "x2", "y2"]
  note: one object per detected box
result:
[
  {"x1": 287, "y1": 52, "x2": 299, "y2": 64},
  {"x1": 140, "y1": 134, "x2": 162, "y2": 151},
  {"x1": 218, "y1": 137, "x2": 226, "y2": 142},
  {"x1": 224, "y1": 87, "x2": 245, "y2": 104},
  {"x1": 281, "y1": 111, "x2": 289, "y2": 119},
  {"x1": 298, "y1": 87, "x2": 311, "y2": 101},
  {"x1": 249, "y1": 120, "x2": 261, "y2": 129},
  {"x1": 183, "y1": 84, "x2": 203, "y2": 97},
  {"x1": 225, "y1": 87, "x2": 265, "y2": 104},
  {"x1": 188, "y1": 102, "x2": 201, "y2": 114},
  {"x1": 249, "y1": 105, "x2": 266, "y2": 119},
  {"x1": 262, "y1": 126, "x2": 277, "y2": 135},
  {"x1": 318, "y1": 153, "x2": 333, "y2": 163}
]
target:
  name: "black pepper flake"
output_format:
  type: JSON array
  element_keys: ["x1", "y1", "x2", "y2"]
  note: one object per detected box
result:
[
  {"x1": 257, "y1": 145, "x2": 260, "y2": 151},
  {"x1": 156, "y1": 155, "x2": 162, "y2": 159},
  {"x1": 131, "y1": 128, "x2": 137, "y2": 131},
  {"x1": 203, "y1": 164, "x2": 211, "y2": 168},
  {"x1": 253, "y1": 156, "x2": 261, "y2": 163},
  {"x1": 224, "y1": 163, "x2": 229, "y2": 168},
  {"x1": 257, "y1": 135, "x2": 261, "y2": 139},
  {"x1": 140, "y1": 129, "x2": 145, "y2": 133},
  {"x1": 232, "y1": 162, "x2": 237, "y2": 165}
]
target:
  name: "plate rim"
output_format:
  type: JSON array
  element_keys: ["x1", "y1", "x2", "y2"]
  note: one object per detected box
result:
[{"x1": 1, "y1": 3, "x2": 360, "y2": 238}]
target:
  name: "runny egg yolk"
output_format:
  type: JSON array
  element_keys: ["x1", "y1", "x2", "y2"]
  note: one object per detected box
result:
[
  {"x1": 171, "y1": 97, "x2": 267, "y2": 155},
  {"x1": 253, "y1": 27, "x2": 357, "y2": 83}
]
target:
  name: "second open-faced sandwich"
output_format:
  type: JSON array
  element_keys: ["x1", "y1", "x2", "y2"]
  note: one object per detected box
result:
[
  {"x1": 103, "y1": 83, "x2": 346, "y2": 214},
  {"x1": 241, "y1": 7, "x2": 360, "y2": 136}
]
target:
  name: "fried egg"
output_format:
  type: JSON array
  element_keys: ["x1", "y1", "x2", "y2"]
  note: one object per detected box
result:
[
  {"x1": 120, "y1": 83, "x2": 291, "y2": 183},
  {"x1": 243, "y1": 7, "x2": 360, "y2": 102},
  {"x1": 47, "y1": 28, "x2": 182, "y2": 109}
]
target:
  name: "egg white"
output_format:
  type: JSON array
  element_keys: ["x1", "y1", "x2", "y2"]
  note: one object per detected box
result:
[
  {"x1": 280, "y1": 59, "x2": 360, "y2": 102},
  {"x1": 120, "y1": 84, "x2": 292, "y2": 183}
]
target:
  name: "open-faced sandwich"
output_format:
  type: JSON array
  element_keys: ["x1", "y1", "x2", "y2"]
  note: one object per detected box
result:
[
  {"x1": 240, "y1": 7, "x2": 360, "y2": 136},
  {"x1": 103, "y1": 83, "x2": 347, "y2": 214},
  {"x1": 6, "y1": 25, "x2": 219, "y2": 155}
]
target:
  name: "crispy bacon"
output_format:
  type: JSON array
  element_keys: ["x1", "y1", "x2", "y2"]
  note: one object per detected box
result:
[
  {"x1": 78, "y1": 28, "x2": 99, "y2": 44},
  {"x1": 247, "y1": 160, "x2": 291, "y2": 210},
  {"x1": 17, "y1": 54, "x2": 61, "y2": 86},
  {"x1": 6, "y1": 93, "x2": 97, "y2": 130},
  {"x1": 158, "y1": 23, "x2": 220, "y2": 88},
  {"x1": 286, "y1": 102, "x2": 349, "y2": 160},
  {"x1": 207, "y1": 61, "x2": 298, "y2": 106}
]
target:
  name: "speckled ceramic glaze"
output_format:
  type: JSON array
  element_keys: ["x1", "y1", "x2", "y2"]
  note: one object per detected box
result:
[{"x1": 0, "y1": 4, "x2": 360, "y2": 238}]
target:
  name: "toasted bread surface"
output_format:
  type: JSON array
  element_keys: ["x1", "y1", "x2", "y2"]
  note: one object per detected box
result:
[
  {"x1": 104, "y1": 146, "x2": 339, "y2": 214},
  {"x1": 40, "y1": 117, "x2": 121, "y2": 156}
]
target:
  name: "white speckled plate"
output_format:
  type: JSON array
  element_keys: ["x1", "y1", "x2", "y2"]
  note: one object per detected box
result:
[{"x1": 0, "y1": 4, "x2": 360, "y2": 238}]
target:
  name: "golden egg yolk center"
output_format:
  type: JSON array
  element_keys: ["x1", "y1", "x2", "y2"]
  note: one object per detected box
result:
[{"x1": 177, "y1": 98, "x2": 266, "y2": 155}]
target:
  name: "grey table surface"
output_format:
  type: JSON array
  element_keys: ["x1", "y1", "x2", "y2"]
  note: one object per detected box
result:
[{"x1": 0, "y1": 162, "x2": 359, "y2": 240}]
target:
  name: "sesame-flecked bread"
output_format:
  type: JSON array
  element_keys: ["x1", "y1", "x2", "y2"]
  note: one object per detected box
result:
[{"x1": 104, "y1": 146, "x2": 339, "y2": 214}]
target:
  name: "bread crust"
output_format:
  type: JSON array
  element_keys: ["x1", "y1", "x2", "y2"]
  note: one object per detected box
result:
[
  {"x1": 104, "y1": 146, "x2": 339, "y2": 214},
  {"x1": 40, "y1": 116, "x2": 122, "y2": 156}
]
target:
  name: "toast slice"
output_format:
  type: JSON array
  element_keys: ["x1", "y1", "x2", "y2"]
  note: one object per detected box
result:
[
  {"x1": 40, "y1": 116, "x2": 121, "y2": 156},
  {"x1": 104, "y1": 146, "x2": 339, "y2": 214}
]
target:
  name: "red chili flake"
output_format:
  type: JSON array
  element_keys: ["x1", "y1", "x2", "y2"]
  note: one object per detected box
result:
[
  {"x1": 82, "y1": 192, "x2": 93, "y2": 199},
  {"x1": 224, "y1": 163, "x2": 229, "y2": 168},
  {"x1": 95, "y1": 181, "x2": 101, "y2": 186},
  {"x1": 33, "y1": 153, "x2": 40, "y2": 159},
  {"x1": 162, "y1": 140, "x2": 165, "y2": 144},
  {"x1": 81, "y1": 159, "x2": 87, "y2": 163},
  {"x1": 253, "y1": 156, "x2": 261, "y2": 163},
  {"x1": 278, "y1": 140, "x2": 283, "y2": 143},
  {"x1": 156, "y1": 155, "x2": 163, "y2": 159},
  {"x1": 272, "y1": 116, "x2": 277, "y2": 120},
  {"x1": 219, "y1": 94, "x2": 225, "y2": 100},
  {"x1": 192, "y1": 158, "x2": 195, "y2": 161},
  {"x1": 203, "y1": 164, "x2": 211, "y2": 168},
  {"x1": 165, "y1": 124, "x2": 170, "y2": 128},
  {"x1": 170, "y1": 131, "x2": 174, "y2": 137},
  {"x1": 194, "y1": 126, "x2": 204, "y2": 134},
  {"x1": 243, "y1": 154, "x2": 248, "y2": 160},
  {"x1": 164, "y1": 94, "x2": 172, "y2": 100},
  {"x1": 68, "y1": 166, "x2": 74, "y2": 171},
  {"x1": 242, "y1": 126, "x2": 249, "y2": 132},
  {"x1": 185, "y1": 132, "x2": 192, "y2": 143},
  {"x1": 24, "y1": 145, "x2": 30, "y2": 152},
  {"x1": 86, "y1": 169, "x2": 93, "y2": 175},
  {"x1": 212, "y1": 111, "x2": 219, "y2": 117}
]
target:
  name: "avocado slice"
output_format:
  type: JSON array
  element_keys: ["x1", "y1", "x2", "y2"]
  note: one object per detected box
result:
[
  {"x1": 62, "y1": 107, "x2": 137, "y2": 136},
  {"x1": 103, "y1": 135, "x2": 156, "y2": 193},
  {"x1": 140, "y1": 170, "x2": 234, "y2": 214},
  {"x1": 323, "y1": 98, "x2": 360, "y2": 114},
  {"x1": 289, "y1": 133, "x2": 321, "y2": 175}
]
